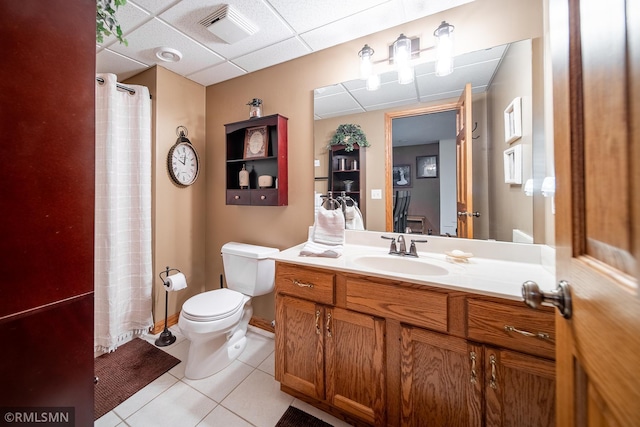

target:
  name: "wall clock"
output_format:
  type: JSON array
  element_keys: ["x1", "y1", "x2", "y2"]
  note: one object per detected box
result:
[{"x1": 168, "y1": 126, "x2": 199, "y2": 187}]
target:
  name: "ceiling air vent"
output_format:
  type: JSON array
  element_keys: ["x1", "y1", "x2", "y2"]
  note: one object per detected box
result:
[{"x1": 199, "y1": 5, "x2": 258, "y2": 44}]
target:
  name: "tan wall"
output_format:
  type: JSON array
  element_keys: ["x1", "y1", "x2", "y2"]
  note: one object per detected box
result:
[
  {"x1": 487, "y1": 40, "x2": 535, "y2": 242},
  {"x1": 206, "y1": 0, "x2": 543, "y2": 322},
  {"x1": 126, "y1": 66, "x2": 207, "y2": 324}
]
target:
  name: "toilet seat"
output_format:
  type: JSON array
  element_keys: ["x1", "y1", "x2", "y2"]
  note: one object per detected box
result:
[{"x1": 181, "y1": 288, "x2": 246, "y2": 322}]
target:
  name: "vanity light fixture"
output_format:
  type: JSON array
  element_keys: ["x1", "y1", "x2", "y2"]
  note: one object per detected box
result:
[
  {"x1": 358, "y1": 44, "x2": 381, "y2": 91},
  {"x1": 434, "y1": 21, "x2": 455, "y2": 76},
  {"x1": 357, "y1": 21, "x2": 455, "y2": 89},
  {"x1": 393, "y1": 34, "x2": 414, "y2": 84},
  {"x1": 358, "y1": 44, "x2": 375, "y2": 80}
]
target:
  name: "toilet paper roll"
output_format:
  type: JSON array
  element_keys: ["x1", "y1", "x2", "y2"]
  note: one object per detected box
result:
[{"x1": 164, "y1": 272, "x2": 187, "y2": 291}]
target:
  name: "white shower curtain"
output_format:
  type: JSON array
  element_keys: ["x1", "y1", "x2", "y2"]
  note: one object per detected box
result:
[{"x1": 94, "y1": 73, "x2": 153, "y2": 353}]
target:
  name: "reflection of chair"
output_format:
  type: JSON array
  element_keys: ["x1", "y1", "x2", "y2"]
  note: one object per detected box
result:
[{"x1": 393, "y1": 190, "x2": 411, "y2": 233}]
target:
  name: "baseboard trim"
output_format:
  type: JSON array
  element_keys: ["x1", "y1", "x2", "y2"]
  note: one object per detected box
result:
[
  {"x1": 249, "y1": 317, "x2": 275, "y2": 334},
  {"x1": 152, "y1": 312, "x2": 180, "y2": 335}
]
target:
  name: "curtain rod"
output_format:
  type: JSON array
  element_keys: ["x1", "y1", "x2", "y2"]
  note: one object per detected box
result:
[{"x1": 96, "y1": 77, "x2": 136, "y2": 95}]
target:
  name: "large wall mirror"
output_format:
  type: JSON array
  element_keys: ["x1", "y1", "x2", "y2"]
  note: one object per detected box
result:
[{"x1": 314, "y1": 37, "x2": 554, "y2": 245}]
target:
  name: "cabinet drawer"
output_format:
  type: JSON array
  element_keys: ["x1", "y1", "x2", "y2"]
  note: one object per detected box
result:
[
  {"x1": 346, "y1": 278, "x2": 448, "y2": 332},
  {"x1": 251, "y1": 189, "x2": 278, "y2": 205},
  {"x1": 467, "y1": 299, "x2": 555, "y2": 359},
  {"x1": 226, "y1": 189, "x2": 251, "y2": 205},
  {"x1": 276, "y1": 263, "x2": 335, "y2": 305}
]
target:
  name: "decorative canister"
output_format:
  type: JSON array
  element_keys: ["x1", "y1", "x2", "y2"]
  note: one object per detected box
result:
[
  {"x1": 339, "y1": 158, "x2": 347, "y2": 170},
  {"x1": 239, "y1": 164, "x2": 249, "y2": 188},
  {"x1": 343, "y1": 180, "x2": 354, "y2": 192},
  {"x1": 247, "y1": 98, "x2": 262, "y2": 119},
  {"x1": 352, "y1": 159, "x2": 358, "y2": 170}
]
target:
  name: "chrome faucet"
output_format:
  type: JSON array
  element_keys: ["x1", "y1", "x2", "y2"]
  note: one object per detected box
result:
[
  {"x1": 381, "y1": 235, "x2": 428, "y2": 257},
  {"x1": 397, "y1": 235, "x2": 407, "y2": 254}
]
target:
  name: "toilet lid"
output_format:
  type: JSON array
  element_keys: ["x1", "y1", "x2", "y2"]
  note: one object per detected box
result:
[{"x1": 182, "y1": 288, "x2": 245, "y2": 322}]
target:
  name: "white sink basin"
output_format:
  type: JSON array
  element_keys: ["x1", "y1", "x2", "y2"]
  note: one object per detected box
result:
[{"x1": 351, "y1": 255, "x2": 449, "y2": 276}]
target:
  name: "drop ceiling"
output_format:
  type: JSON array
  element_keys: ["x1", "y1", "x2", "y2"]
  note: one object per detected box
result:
[{"x1": 96, "y1": 0, "x2": 474, "y2": 86}]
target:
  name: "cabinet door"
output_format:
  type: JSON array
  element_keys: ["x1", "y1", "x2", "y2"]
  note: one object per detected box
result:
[
  {"x1": 400, "y1": 326, "x2": 482, "y2": 427},
  {"x1": 275, "y1": 295, "x2": 325, "y2": 400},
  {"x1": 484, "y1": 347, "x2": 555, "y2": 427},
  {"x1": 325, "y1": 307, "x2": 385, "y2": 426}
]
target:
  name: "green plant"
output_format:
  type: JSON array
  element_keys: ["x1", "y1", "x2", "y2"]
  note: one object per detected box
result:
[
  {"x1": 328, "y1": 124, "x2": 370, "y2": 152},
  {"x1": 97, "y1": 0, "x2": 128, "y2": 46}
]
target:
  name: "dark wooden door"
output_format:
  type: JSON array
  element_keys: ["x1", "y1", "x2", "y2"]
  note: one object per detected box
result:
[{"x1": 0, "y1": 1, "x2": 95, "y2": 425}]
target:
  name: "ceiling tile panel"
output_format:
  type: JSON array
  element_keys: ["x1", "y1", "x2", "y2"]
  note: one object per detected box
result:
[
  {"x1": 231, "y1": 37, "x2": 311, "y2": 72},
  {"x1": 186, "y1": 61, "x2": 247, "y2": 86},
  {"x1": 129, "y1": 0, "x2": 182, "y2": 14},
  {"x1": 108, "y1": 18, "x2": 225, "y2": 76},
  {"x1": 96, "y1": 49, "x2": 150, "y2": 81},
  {"x1": 99, "y1": 1, "x2": 152, "y2": 49},
  {"x1": 268, "y1": 0, "x2": 391, "y2": 33},
  {"x1": 299, "y1": 2, "x2": 408, "y2": 52},
  {"x1": 398, "y1": 0, "x2": 474, "y2": 22}
]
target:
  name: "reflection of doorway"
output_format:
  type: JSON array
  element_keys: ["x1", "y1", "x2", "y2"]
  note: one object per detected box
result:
[
  {"x1": 392, "y1": 117, "x2": 455, "y2": 235},
  {"x1": 385, "y1": 102, "x2": 457, "y2": 234},
  {"x1": 385, "y1": 84, "x2": 473, "y2": 236}
]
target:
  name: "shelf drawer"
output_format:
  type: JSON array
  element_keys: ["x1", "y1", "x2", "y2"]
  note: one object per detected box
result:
[
  {"x1": 251, "y1": 189, "x2": 278, "y2": 205},
  {"x1": 226, "y1": 190, "x2": 251, "y2": 205},
  {"x1": 345, "y1": 278, "x2": 448, "y2": 332},
  {"x1": 276, "y1": 263, "x2": 335, "y2": 305},
  {"x1": 467, "y1": 298, "x2": 555, "y2": 359}
]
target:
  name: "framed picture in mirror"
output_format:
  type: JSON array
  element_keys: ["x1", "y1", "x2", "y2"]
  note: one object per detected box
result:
[
  {"x1": 393, "y1": 165, "x2": 411, "y2": 188},
  {"x1": 504, "y1": 97, "x2": 522, "y2": 144},
  {"x1": 503, "y1": 145, "x2": 522, "y2": 184},
  {"x1": 416, "y1": 155, "x2": 438, "y2": 178}
]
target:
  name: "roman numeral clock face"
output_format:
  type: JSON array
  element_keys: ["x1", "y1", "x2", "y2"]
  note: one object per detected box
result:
[{"x1": 168, "y1": 142, "x2": 199, "y2": 186}]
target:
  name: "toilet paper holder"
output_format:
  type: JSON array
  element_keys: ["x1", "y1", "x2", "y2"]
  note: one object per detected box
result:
[{"x1": 156, "y1": 266, "x2": 181, "y2": 347}]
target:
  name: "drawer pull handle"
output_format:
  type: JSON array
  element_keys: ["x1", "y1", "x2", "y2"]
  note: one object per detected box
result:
[
  {"x1": 326, "y1": 312, "x2": 332, "y2": 338},
  {"x1": 234, "y1": 195, "x2": 240, "y2": 200},
  {"x1": 489, "y1": 354, "x2": 498, "y2": 389},
  {"x1": 504, "y1": 325, "x2": 551, "y2": 341},
  {"x1": 293, "y1": 279, "x2": 314, "y2": 289},
  {"x1": 469, "y1": 351, "x2": 477, "y2": 384},
  {"x1": 315, "y1": 310, "x2": 321, "y2": 335},
  {"x1": 260, "y1": 195, "x2": 266, "y2": 200}
]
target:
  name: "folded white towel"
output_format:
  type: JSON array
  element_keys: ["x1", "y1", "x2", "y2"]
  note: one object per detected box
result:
[
  {"x1": 313, "y1": 207, "x2": 345, "y2": 245},
  {"x1": 299, "y1": 240, "x2": 343, "y2": 258},
  {"x1": 344, "y1": 205, "x2": 364, "y2": 230}
]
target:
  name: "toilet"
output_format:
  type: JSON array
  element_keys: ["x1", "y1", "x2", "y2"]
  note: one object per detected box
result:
[{"x1": 178, "y1": 242, "x2": 279, "y2": 380}]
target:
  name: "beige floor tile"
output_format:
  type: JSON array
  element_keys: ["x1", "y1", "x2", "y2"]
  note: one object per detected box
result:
[
  {"x1": 94, "y1": 410, "x2": 123, "y2": 427},
  {"x1": 256, "y1": 351, "x2": 275, "y2": 376},
  {"x1": 113, "y1": 373, "x2": 178, "y2": 420},
  {"x1": 196, "y1": 405, "x2": 254, "y2": 427},
  {"x1": 125, "y1": 381, "x2": 216, "y2": 427},
  {"x1": 237, "y1": 332, "x2": 274, "y2": 368},
  {"x1": 221, "y1": 370, "x2": 293, "y2": 427},
  {"x1": 183, "y1": 360, "x2": 254, "y2": 403}
]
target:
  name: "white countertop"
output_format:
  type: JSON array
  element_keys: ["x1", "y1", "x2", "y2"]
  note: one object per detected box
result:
[{"x1": 271, "y1": 230, "x2": 556, "y2": 302}]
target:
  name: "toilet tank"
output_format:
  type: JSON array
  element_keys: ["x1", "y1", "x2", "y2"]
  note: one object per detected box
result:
[{"x1": 221, "y1": 242, "x2": 280, "y2": 296}]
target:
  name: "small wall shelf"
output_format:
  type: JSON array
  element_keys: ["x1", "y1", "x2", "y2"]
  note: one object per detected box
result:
[
  {"x1": 225, "y1": 114, "x2": 288, "y2": 206},
  {"x1": 328, "y1": 145, "x2": 365, "y2": 217}
]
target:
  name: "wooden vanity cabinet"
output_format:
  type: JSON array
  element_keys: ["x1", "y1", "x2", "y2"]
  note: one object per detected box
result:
[
  {"x1": 400, "y1": 326, "x2": 483, "y2": 426},
  {"x1": 274, "y1": 262, "x2": 556, "y2": 426},
  {"x1": 275, "y1": 264, "x2": 386, "y2": 426}
]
